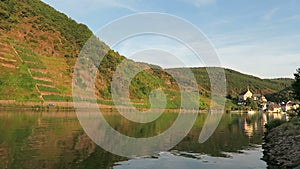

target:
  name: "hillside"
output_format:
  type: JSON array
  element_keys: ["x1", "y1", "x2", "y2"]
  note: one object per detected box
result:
[
  {"x1": 167, "y1": 68, "x2": 292, "y2": 96},
  {"x1": 0, "y1": 0, "x2": 108, "y2": 102},
  {"x1": 0, "y1": 0, "x2": 294, "y2": 109}
]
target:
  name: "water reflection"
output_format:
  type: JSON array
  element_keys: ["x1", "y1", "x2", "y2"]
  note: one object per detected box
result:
[
  {"x1": 172, "y1": 112, "x2": 264, "y2": 157},
  {"x1": 0, "y1": 111, "x2": 272, "y2": 169}
]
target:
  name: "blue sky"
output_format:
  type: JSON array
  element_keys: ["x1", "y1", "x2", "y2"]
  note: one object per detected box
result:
[{"x1": 42, "y1": 0, "x2": 300, "y2": 78}]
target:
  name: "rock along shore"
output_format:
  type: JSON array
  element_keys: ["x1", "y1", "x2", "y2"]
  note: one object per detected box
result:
[{"x1": 263, "y1": 118, "x2": 300, "y2": 169}]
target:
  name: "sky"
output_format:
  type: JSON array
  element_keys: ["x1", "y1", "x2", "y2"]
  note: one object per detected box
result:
[{"x1": 41, "y1": 0, "x2": 300, "y2": 78}]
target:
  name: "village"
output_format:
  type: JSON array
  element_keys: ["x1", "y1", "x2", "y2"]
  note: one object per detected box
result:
[{"x1": 237, "y1": 87, "x2": 299, "y2": 113}]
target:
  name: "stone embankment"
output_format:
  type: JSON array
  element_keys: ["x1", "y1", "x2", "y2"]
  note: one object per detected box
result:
[{"x1": 263, "y1": 119, "x2": 300, "y2": 169}]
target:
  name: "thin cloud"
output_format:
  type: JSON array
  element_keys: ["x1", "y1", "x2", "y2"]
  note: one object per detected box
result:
[
  {"x1": 216, "y1": 35, "x2": 300, "y2": 78},
  {"x1": 262, "y1": 8, "x2": 279, "y2": 20},
  {"x1": 44, "y1": 0, "x2": 138, "y2": 12},
  {"x1": 184, "y1": 0, "x2": 216, "y2": 7},
  {"x1": 87, "y1": 0, "x2": 138, "y2": 12},
  {"x1": 282, "y1": 14, "x2": 300, "y2": 21}
]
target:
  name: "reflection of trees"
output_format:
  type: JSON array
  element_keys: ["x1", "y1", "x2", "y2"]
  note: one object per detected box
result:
[
  {"x1": 0, "y1": 111, "x2": 267, "y2": 168},
  {"x1": 172, "y1": 113, "x2": 264, "y2": 157},
  {"x1": 0, "y1": 112, "x2": 39, "y2": 169},
  {"x1": 103, "y1": 112, "x2": 179, "y2": 138},
  {"x1": 0, "y1": 112, "x2": 126, "y2": 169},
  {"x1": 240, "y1": 113, "x2": 265, "y2": 142},
  {"x1": 72, "y1": 146, "x2": 127, "y2": 169}
]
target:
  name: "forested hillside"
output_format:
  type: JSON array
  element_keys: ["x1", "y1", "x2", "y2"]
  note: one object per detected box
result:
[{"x1": 0, "y1": 0, "x2": 293, "y2": 109}]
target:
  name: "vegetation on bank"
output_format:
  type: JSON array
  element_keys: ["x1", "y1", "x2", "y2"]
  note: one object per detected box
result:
[
  {"x1": 264, "y1": 68, "x2": 300, "y2": 131},
  {"x1": 292, "y1": 68, "x2": 300, "y2": 101},
  {"x1": 289, "y1": 68, "x2": 300, "y2": 116},
  {"x1": 264, "y1": 119, "x2": 286, "y2": 132}
]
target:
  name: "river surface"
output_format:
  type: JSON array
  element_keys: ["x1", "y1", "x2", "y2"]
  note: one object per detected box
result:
[{"x1": 0, "y1": 110, "x2": 287, "y2": 169}]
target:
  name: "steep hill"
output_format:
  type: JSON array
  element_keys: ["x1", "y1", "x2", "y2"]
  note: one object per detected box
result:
[
  {"x1": 0, "y1": 0, "x2": 293, "y2": 108},
  {"x1": 0, "y1": 0, "x2": 184, "y2": 109},
  {"x1": 0, "y1": 0, "x2": 108, "y2": 102}
]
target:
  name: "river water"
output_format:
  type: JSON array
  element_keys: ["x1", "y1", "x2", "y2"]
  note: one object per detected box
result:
[{"x1": 0, "y1": 110, "x2": 286, "y2": 169}]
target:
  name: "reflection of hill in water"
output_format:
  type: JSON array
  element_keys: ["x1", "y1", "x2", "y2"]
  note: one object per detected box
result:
[
  {"x1": 172, "y1": 112, "x2": 265, "y2": 157},
  {"x1": 0, "y1": 111, "x2": 267, "y2": 169},
  {"x1": 0, "y1": 111, "x2": 126, "y2": 169}
]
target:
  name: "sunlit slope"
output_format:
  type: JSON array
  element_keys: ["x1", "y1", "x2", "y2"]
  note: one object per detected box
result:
[{"x1": 0, "y1": 0, "x2": 293, "y2": 107}]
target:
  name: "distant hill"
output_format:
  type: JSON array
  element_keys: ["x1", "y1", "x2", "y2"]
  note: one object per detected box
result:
[
  {"x1": 224, "y1": 69, "x2": 293, "y2": 97},
  {"x1": 170, "y1": 68, "x2": 293, "y2": 101},
  {"x1": 0, "y1": 0, "x2": 294, "y2": 109}
]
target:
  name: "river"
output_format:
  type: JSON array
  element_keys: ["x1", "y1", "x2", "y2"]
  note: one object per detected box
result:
[{"x1": 0, "y1": 110, "x2": 287, "y2": 169}]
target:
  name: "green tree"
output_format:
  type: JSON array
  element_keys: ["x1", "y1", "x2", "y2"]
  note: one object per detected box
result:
[
  {"x1": 292, "y1": 68, "x2": 300, "y2": 100},
  {"x1": 246, "y1": 98, "x2": 258, "y2": 110}
]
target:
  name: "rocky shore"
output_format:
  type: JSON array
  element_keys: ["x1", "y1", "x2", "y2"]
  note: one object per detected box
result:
[{"x1": 263, "y1": 118, "x2": 300, "y2": 169}]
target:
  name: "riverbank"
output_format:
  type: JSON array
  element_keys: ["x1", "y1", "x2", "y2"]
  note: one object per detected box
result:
[
  {"x1": 0, "y1": 100, "x2": 207, "y2": 113},
  {"x1": 0, "y1": 100, "x2": 73, "y2": 107},
  {"x1": 263, "y1": 117, "x2": 300, "y2": 168}
]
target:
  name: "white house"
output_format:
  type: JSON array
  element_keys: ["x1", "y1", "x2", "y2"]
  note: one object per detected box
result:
[
  {"x1": 282, "y1": 101, "x2": 300, "y2": 112},
  {"x1": 238, "y1": 87, "x2": 267, "y2": 103},
  {"x1": 238, "y1": 88, "x2": 253, "y2": 101},
  {"x1": 260, "y1": 102, "x2": 267, "y2": 111},
  {"x1": 253, "y1": 94, "x2": 268, "y2": 102}
]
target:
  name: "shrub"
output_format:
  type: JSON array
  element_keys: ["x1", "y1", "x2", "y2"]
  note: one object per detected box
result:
[{"x1": 265, "y1": 119, "x2": 286, "y2": 132}]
